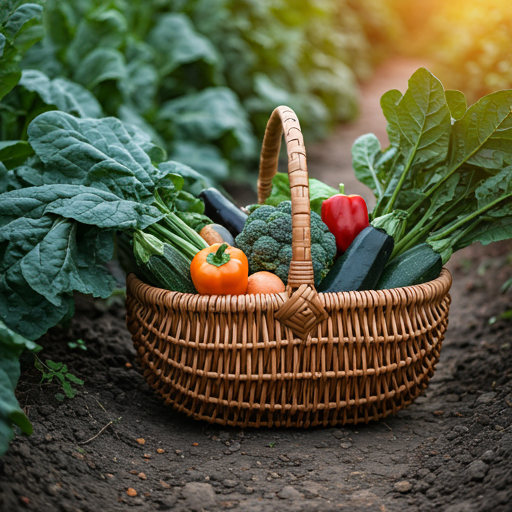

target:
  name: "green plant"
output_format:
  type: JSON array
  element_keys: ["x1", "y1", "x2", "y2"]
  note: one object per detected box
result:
[
  {"x1": 0, "y1": 320, "x2": 39, "y2": 456},
  {"x1": 352, "y1": 68, "x2": 512, "y2": 266},
  {"x1": 68, "y1": 339, "x2": 86, "y2": 351},
  {"x1": 34, "y1": 356, "x2": 84, "y2": 400}
]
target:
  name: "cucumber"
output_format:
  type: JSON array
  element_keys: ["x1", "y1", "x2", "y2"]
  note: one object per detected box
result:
[
  {"x1": 199, "y1": 188, "x2": 248, "y2": 237},
  {"x1": 318, "y1": 226, "x2": 394, "y2": 293},
  {"x1": 376, "y1": 243, "x2": 442, "y2": 290},
  {"x1": 133, "y1": 231, "x2": 197, "y2": 293}
]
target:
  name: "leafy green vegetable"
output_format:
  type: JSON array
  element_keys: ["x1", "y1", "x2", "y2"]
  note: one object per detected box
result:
[
  {"x1": 264, "y1": 173, "x2": 338, "y2": 216},
  {"x1": 357, "y1": 67, "x2": 512, "y2": 266},
  {"x1": 0, "y1": 319, "x2": 40, "y2": 455}
]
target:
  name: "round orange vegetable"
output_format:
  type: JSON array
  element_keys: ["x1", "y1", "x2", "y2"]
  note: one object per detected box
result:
[
  {"x1": 190, "y1": 243, "x2": 248, "y2": 295},
  {"x1": 246, "y1": 272, "x2": 285, "y2": 295}
]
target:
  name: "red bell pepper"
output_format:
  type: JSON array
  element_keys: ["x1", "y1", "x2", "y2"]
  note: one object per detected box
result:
[{"x1": 321, "y1": 185, "x2": 369, "y2": 254}]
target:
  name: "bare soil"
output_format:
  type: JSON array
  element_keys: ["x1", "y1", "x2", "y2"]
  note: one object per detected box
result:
[{"x1": 1, "y1": 58, "x2": 511, "y2": 512}]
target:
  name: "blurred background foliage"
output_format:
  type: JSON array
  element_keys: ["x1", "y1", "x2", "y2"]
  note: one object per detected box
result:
[
  {"x1": 2, "y1": 0, "x2": 512, "y2": 188},
  {"x1": 0, "y1": 0, "x2": 399, "y2": 186}
]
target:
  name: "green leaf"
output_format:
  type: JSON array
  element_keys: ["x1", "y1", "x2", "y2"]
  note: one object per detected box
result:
[
  {"x1": 450, "y1": 91, "x2": 512, "y2": 172},
  {"x1": 0, "y1": 140, "x2": 34, "y2": 169},
  {"x1": 65, "y1": 372, "x2": 84, "y2": 385},
  {"x1": 147, "y1": 13, "x2": 218, "y2": 75},
  {"x1": 352, "y1": 133, "x2": 384, "y2": 198},
  {"x1": 45, "y1": 360, "x2": 63, "y2": 371},
  {"x1": 0, "y1": 319, "x2": 40, "y2": 356},
  {"x1": 445, "y1": 90, "x2": 467, "y2": 121},
  {"x1": 0, "y1": 33, "x2": 22, "y2": 101},
  {"x1": 0, "y1": 185, "x2": 164, "y2": 232},
  {"x1": 3, "y1": 4, "x2": 43, "y2": 43},
  {"x1": 73, "y1": 47, "x2": 127, "y2": 90},
  {"x1": 390, "y1": 68, "x2": 451, "y2": 169},
  {"x1": 66, "y1": 8, "x2": 127, "y2": 66},
  {"x1": 159, "y1": 159, "x2": 211, "y2": 196},
  {"x1": 380, "y1": 89, "x2": 402, "y2": 146},
  {"x1": 0, "y1": 354, "x2": 32, "y2": 456},
  {"x1": 19, "y1": 70, "x2": 103, "y2": 118},
  {"x1": 19, "y1": 218, "x2": 115, "y2": 306},
  {"x1": 455, "y1": 217, "x2": 512, "y2": 250},
  {"x1": 0, "y1": 266, "x2": 73, "y2": 340},
  {"x1": 158, "y1": 87, "x2": 256, "y2": 157},
  {"x1": 475, "y1": 166, "x2": 512, "y2": 214},
  {"x1": 264, "y1": 173, "x2": 338, "y2": 216},
  {"x1": 27, "y1": 111, "x2": 167, "y2": 203},
  {"x1": 61, "y1": 380, "x2": 76, "y2": 398}
]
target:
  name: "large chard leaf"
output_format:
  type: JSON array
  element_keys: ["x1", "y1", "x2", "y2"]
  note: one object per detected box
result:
[
  {"x1": 0, "y1": 184, "x2": 164, "y2": 232},
  {"x1": 19, "y1": 218, "x2": 115, "y2": 306},
  {"x1": 27, "y1": 111, "x2": 167, "y2": 202}
]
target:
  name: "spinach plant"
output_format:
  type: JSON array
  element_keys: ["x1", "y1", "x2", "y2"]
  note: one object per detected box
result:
[{"x1": 354, "y1": 67, "x2": 512, "y2": 264}]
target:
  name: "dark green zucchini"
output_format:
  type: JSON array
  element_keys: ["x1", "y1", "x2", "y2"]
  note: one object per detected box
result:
[
  {"x1": 376, "y1": 243, "x2": 442, "y2": 290},
  {"x1": 199, "y1": 188, "x2": 248, "y2": 237},
  {"x1": 317, "y1": 226, "x2": 394, "y2": 293},
  {"x1": 133, "y1": 231, "x2": 197, "y2": 294}
]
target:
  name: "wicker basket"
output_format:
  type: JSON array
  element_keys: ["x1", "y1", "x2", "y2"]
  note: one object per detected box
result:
[{"x1": 126, "y1": 106, "x2": 452, "y2": 428}]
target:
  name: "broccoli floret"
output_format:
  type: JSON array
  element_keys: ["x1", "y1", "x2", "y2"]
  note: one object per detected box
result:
[{"x1": 235, "y1": 200, "x2": 336, "y2": 286}]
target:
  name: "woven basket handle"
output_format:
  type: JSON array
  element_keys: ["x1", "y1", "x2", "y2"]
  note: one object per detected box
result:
[{"x1": 257, "y1": 106, "x2": 314, "y2": 289}]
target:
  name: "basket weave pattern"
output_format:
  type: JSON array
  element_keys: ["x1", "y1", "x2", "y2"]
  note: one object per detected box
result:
[{"x1": 125, "y1": 106, "x2": 452, "y2": 427}]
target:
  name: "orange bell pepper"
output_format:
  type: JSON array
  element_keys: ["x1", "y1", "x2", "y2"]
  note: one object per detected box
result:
[{"x1": 190, "y1": 243, "x2": 248, "y2": 295}]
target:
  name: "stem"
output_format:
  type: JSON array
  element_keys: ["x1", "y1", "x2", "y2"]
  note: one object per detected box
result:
[
  {"x1": 206, "y1": 243, "x2": 231, "y2": 267},
  {"x1": 429, "y1": 196, "x2": 504, "y2": 242},
  {"x1": 382, "y1": 148, "x2": 416, "y2": 215},
  {"x1": 339, "y1": 183, "x2": 345, "y2": 195},
  {"x1": 146, "y1": 224, "x2": 199, "y2": 261},
  {"x1": 371, "y1": 150, "x2": 400, "y2": 219},
  {"x1": 161, "y1": 212, "x2": 208, "y2": 250}
]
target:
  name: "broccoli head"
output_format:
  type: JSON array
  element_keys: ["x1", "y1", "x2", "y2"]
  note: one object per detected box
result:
[{"x1": 235, "y1": 201, "x2": 336, "y2": 285}]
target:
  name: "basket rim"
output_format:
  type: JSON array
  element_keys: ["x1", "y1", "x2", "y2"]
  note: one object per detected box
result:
[{"x1": 126, "y1": 268, "x2": 452, "y2": 311}]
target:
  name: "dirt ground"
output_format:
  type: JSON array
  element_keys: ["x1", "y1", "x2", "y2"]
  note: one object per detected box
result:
[{"x1": 1, "y1": 58, "x2": 512, "y2": 512}]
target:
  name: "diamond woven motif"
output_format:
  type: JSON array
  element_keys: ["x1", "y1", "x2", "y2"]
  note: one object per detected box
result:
[{"x1": 275, "y1": 284, "x2": 328, "y2": 339}]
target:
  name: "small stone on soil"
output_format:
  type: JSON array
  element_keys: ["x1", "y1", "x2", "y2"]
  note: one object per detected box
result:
[
  {"x1": 476, "y1": 392, "x2": 496, "y2": 404},
  {"x1": 182, "y1": 482, "x2": 216, "y2": 511},
  {"x1": 136, "y1": 438, "x2": 145, "y2": 445},
  {"x1": 138, "y1": 473, "x2": 146, "y2": 480},
  {"x1": 277, "y1": 485, "x2": 304, "y2": 500},
  {"x1": 126, "y1": 488, "x2": 137, "y2": 497},
  {"x1": 394, "y1": 481, "x2": 412, "y2": 493},
  {"x1": 465, "y1": 460, "x2": 489, "y2": 482}
]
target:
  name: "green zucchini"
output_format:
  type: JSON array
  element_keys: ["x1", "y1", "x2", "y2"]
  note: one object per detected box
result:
[
  {"x1": 317, "y1": 226, "x2": 394, "y2": 293},
  {"x1": 133, "y1": 231, "x2": 197, "y2": 293},
  {"x1": 376, "y1": 243, "x2": 442, "y2": 290}
]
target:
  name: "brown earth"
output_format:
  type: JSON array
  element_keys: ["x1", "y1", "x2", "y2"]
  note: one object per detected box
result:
[{"x1": 1, "y1": 58, "x2": 512, "y2": 512}]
